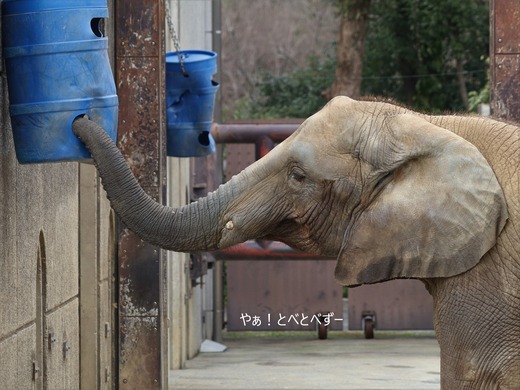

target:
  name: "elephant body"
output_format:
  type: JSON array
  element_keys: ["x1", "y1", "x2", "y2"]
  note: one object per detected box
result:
[
  {"x1": 74, "y1": 97, "x2": 520, "y2": 389},
  {"x1": 428, "y1": 115, "x2": 520, "y2": 389}
]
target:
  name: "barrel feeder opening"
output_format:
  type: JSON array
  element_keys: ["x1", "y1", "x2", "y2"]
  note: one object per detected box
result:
[
  {"x1": 166, "y1": 50, "x2": 219, "y2": 158},
  {"x1": 1, "y1": 0, "x2": 118, "y2": 164}
]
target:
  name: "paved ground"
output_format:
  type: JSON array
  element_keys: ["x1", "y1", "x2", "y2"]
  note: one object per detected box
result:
[{"x1": 169, "y1": 331, "x2": 440, "y2": 390}]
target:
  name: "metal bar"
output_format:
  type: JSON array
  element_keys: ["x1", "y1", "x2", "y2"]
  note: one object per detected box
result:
[
  {"x1": 211, "y1": 0, "x2": 226, "y2": 344},
  {"x1": 115, "y1": 0, "x2": 166, "y2": 388},
  {"x1": 211, "y1": 122, "x2": 302, "y2": 144},
  {"x1": 256, "y1": 135, "x2": 275, "y2": 159},
  {"x1": 490, "y1": 0, "x2": 520, "y2": 121},
  {"x1": 213, "y1": 240, "x2": 332, "y2": 261}
]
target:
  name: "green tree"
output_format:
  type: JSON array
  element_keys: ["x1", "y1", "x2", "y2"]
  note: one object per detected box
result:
[
  {"x1": 362, "y1": 0, "x2": 489, "y2": 112},
  {"x1": 249, "y1": 56, "x2": 336, "y2": 119},
  {"x1": 324, "y1": 0, "x2": 372, "y2": 100},
  {"x1": 247, "y1": 0, "x2": 489, "y2": 117}
]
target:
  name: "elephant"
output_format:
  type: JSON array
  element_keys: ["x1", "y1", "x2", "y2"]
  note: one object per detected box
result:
[{"x1": 73, "y1": 96, "x2": 519, "y2": 389}]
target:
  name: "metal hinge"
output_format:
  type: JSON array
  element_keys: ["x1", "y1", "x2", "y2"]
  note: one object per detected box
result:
[
  {"x1": 63, "y1": 341, "x2": 71, "y2": 359},
  {"x1": 32, "y1": 361, "x2": 40, "y2": 381},
  {"x1": 48, "y1": 332, "x2": 56, "y2": 350}
]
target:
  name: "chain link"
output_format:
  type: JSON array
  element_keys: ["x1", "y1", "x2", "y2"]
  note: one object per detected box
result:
[{"x1": 165, "y1": 0, "x2": 188, "y2": 77}]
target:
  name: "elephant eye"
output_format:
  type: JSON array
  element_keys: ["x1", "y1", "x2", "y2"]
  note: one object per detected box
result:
[{"x1": 289, "y1": 169, "x2": 306, "y2": 182}]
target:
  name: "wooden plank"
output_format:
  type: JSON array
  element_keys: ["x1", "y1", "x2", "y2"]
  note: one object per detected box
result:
[
  {"x1": 0, "y1": 324, "x2": 36, "y2": 390},
  {"x1": 14, "y1": 164, "x2": 43, "y2": 330},
  {"x1": 16, "y1": 325, "x2": 38, "y2": 390},
  {"x1": 40, "y1": 164, "x2": 79, "y2": 311},
  {"x1": 79, "y1": 163, "x2": 100, "y2": 388},
  {"x1": 99, "y1": 279, "x2": 114, "y2": 389},
  {"x1": 0, "y1": 152, "x2": 19, "y2": 336}
]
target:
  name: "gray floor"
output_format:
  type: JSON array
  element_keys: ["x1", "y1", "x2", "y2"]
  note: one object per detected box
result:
[{"x1": 169, "y1": 331, "x2": 440, "y2": 390}]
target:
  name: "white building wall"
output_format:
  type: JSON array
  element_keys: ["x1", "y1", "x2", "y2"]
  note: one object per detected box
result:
[{"x1": 166, "y1": 0, "x2": 214, "y2": 370}]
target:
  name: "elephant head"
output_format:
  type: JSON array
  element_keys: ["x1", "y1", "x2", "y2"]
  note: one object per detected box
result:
[{"x1": 73, "y1": 96, "x2": 508, "y2": 287}]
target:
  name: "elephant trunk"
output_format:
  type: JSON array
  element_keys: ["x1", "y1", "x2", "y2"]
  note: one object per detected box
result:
[{"x1": 72, "y1": 117, "x2": 236, "y2": 252}]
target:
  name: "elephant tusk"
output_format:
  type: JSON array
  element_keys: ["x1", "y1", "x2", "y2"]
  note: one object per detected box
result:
[{"x1": 225, "y1": 220, "x2": 234, "y2": 230}]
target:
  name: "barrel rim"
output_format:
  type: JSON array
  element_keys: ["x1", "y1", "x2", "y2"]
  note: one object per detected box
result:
[
  {"x1": 3, "y1": 38, "x2": 109, "y2": 58},
  {"x1": 166, "y1": 50, "x2": 218, "y2": 64},
  {"x1": 9, "y1": 95, "x2": 119, "y2": 116},
  {"x1": 2, "y1": 0, "x2": 109, "y2": 14}
]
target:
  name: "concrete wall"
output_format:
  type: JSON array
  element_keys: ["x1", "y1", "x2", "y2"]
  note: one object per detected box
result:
[
  {"x1": 166, "y1": 0, "x2": 216, "y2": 370},
  {"x1": 0, "y1": 3, "x2": 116, "y2": 388}
]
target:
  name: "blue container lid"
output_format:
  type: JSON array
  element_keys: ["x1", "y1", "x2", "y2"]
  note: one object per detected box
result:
[
  {"x1": 166, "y1": 50, "x2": 217, "y2": 73},
  {"x1": 2, "y1": 0, "x2": 108, "y2": 14}
]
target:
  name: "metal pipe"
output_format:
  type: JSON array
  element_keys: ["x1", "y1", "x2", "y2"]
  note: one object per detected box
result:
[
  {"x1": 211, "y1": 122, "x2": 302, "y2": 144},
  {"x1": 256, "y1": 135, "x2": 275, "y2": 159},
  {"x1": 213, "y1": 240, "x2": 332, "y2": 261},
  {"x1": 211, "y1": 0, "x2": 224, "y2": 344}
]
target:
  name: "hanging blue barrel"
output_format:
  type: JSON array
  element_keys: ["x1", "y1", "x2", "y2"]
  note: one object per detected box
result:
[
  {"x1": 2, "y1": 0, "x2": 118, "y2": 164},
  {"x1": 166, "y1": 50, "x2": 219, "y2": 157}
]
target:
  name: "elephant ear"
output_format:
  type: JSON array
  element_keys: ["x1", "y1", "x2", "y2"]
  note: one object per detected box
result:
[{"x1": 335, "y1": 113, "x2": 508, "y2": 286}]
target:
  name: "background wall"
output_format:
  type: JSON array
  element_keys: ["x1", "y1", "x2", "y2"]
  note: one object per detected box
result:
[{"x1": 0, "y1": 106, "x2": 81, "y2": 389}]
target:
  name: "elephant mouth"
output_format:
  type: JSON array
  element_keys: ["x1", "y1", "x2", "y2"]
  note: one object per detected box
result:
[
  {"x1": 218, "y1": 217, "x2": 246, "y2": 249},
  {"x1": 263, "y1": 221, "x2": 325, "y2": 256},
  {"x1": 218, "y1": 216, "x2": 287, "y2": 250}
]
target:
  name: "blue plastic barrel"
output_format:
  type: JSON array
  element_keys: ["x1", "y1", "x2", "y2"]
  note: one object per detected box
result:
[
  {"x1": 166, "y1": 50, "x2": 219, "y2": 157},
  {"x1": 2, "y1": 0, "x2": 118, "y2": 164}
]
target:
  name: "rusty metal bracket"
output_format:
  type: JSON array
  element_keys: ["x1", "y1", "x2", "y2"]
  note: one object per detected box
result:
[
  {"x1": 490, "y1": 0, "x2": 520, "y2": 121},
  {"x1": 190, "y1": 253, "x2": 214, "y2": 284},
  {"x1": 32, "y1": 360, "x2": 40, "y2": 381},
  {"x1": 62, "y1": 340, "x2": 71, "y2": 359},
  {"x1": 211, "y1": 121, "x2": 302, "y2": 159},
  {"x1": 48, "y1": 332, "x2": 56, "y2": 350},
  {"x1": 115, "y1": 0, "x2": 167, "y2": 387}
]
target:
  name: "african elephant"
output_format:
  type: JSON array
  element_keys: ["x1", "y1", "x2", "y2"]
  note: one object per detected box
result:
[{"x1": 73, "y1": 96, "x2": 519, "y2": 389}]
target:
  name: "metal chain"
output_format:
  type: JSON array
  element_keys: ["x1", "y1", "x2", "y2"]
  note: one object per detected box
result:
[{"x1": 165, "y1": 0, "x2": 188, "y2": 76}]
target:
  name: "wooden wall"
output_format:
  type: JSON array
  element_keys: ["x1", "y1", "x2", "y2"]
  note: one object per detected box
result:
[{"x1": 0, "y1": 2, "x2": 116, "y2": 388}]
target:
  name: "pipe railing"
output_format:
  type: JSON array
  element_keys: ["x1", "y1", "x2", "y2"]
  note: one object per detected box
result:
[{"x1": 211, "y1": 121, "x2": 302, "y2": 158}]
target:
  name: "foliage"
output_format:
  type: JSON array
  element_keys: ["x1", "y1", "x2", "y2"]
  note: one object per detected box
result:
[
  {"x1": 220, "y1": 0, "x2": 339, "y2": 120},
  {"x1": 330, "y1": 0, "x2": 371, "y2": 17},
  {"x1": 361, "y1": 0, "x2": 489, "y2": 113},
  {"x1": 468, "y1": 58, "x2": 490, "y2": 112},
  {"x1": 237, "y1": 0, "x2": 489, "y2": 118},
  {"x1": 245, "y1": 56, "x2": 336, "y2": 119},
  {"x1": 468, "y1": 80, "x2": 490, "y2": 112}
]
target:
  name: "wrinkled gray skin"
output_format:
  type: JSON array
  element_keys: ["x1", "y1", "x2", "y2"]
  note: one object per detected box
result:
[{"x1": 74, "y1": 96, "x2": 519, "y2": 389}]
